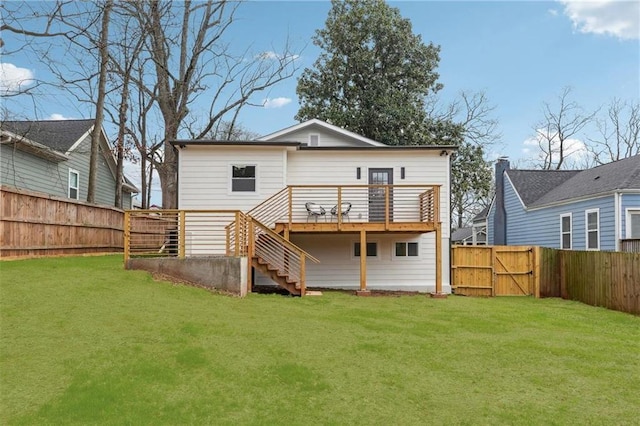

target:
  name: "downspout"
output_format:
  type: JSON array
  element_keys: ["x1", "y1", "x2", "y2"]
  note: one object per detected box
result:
[{"x1": 614, "y1": 191, "x2": 620, "y2": 252}]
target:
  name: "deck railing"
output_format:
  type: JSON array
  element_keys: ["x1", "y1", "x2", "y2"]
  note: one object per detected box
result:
[
  {"x1": 249, "y1": 218, "x2": 320, "y2": 293},
  {"x1": 124, "y1": 210, "x2": 248, "y2": 261},
  {"x1": 247, "y1": 184, "x2": 440, "y2": 227}
]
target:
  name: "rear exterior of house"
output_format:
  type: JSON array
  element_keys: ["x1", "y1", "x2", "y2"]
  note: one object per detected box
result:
[
  {"x1": 173, "y1": 119, "x2": 454, "y2": 293},
  {"x1": 1, "y1": 120, "x2": 136, "y2": 209},
  {"x1": 487, "y1": 156, "x2": 640, "y2": 252}
]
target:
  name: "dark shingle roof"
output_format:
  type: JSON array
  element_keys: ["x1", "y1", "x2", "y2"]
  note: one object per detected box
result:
[
  {"x1": 531, "y1": 155, "x2": 640, "y2": 207},
  {"x1": 472, "y1": 205, "x2": 490, "y2": 222},
  {"x1": 506, "y1": 169, "x2": 580, "y2": 206},
  {"x1": 2, "y1": 119, "x2": 95, "y2": 153},
  {"x1": 451, "y1": 227, "x2": 473, "y2": 242},
  {"x1": 506, "y1": 155, "x2": 640, "y2": 207}
]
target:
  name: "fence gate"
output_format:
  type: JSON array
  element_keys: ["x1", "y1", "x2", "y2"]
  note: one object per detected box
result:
[{"x1": 451, "y1": 245, "x2": 536, "y2": 296}]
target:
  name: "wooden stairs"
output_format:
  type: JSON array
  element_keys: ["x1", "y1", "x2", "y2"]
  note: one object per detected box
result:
[{"x1": 251, "y1": 256, "x2": 302, "y2": 296}]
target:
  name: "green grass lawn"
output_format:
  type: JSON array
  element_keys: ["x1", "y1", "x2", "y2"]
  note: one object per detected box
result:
[{"x1": 1, "y1": 255, "x2": 639, "y2": 425}]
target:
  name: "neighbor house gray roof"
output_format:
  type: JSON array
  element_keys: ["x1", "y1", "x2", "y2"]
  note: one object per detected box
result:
[
  {"x1": 506, "y1": 155, "x2": 640, "y2": 208},
  {"x1": 472, "y1": 205, "x2": 490, "y2": 222},
  {"x1": 451, "y1": 227, "x2": 473, "y2": 242},
  {"x1": 2, "y1": 119, "x2": 94, "y2": 153}
]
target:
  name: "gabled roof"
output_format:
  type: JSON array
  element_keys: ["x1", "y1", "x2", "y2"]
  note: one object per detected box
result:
[
  {"x1": 472, "y1": 205, "x2": 490, "y2": 222},
  {"x1": 2, "y1": 119, "x2": 139, "y2": 194},
  {"x1": 258, "y1": 118, "x2": 387, "y2": 147},
  {"x1": 2, "y1": 119, "x2": 95, "y2": 153},
  {"x1": 451, "y1": 227, "x2": 473, "y2": 242},
  {"x1": 506, "y1": 169, "x2": 580, "y2": 206},
  {"x1": 506, "y1": 155, "x2": 640, "y2": 208}
]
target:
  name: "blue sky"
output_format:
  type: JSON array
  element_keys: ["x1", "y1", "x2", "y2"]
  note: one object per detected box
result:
[{"x1": 1, "y1": 0, "x2": 639, "y2": 201}]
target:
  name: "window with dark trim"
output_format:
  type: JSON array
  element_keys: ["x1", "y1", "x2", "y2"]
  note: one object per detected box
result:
[
  {"x1": 395, "y1": 242, "x2": 418, "y2": 257},
  {"x1": 560, "y1": 213, "x2": 572, "y2": 249},
  {"x1": 354, "y1": 242, "x2": 377, "y2": 257},
  {"x1": 231, "y1": 165, "x2": 256, "y2": 192}
]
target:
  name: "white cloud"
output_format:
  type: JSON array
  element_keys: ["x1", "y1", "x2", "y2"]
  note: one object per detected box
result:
[
  {"x1": 262, "y1": 97, "x2": 292, "y2": 109},
  {"x1": 0, "y1": 63, "x2": 35, "y2": 94},
  {"x1": 256, "y1": 51, "x2": 300, "y2": 61},
  {"x1": 48, "y1": 113, "x2": 69, "y2": 120},
  {"x1": 559, "y1": 0, "x2": 640, "y2": 39},
  {"x1": 521, "y1": 130, "x2": 590, "y2": 167},
  {"x1": 548, "y1": 8, "x2": 559, "y2": 16}
]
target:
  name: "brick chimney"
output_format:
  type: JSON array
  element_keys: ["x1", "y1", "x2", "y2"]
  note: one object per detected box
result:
[{"x1": 494, "y1": 157, "x2": 510, "y2": 245}]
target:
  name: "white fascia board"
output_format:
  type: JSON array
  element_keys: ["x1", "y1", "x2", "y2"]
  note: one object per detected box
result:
[
  {"x1": 258, "y1": 118, "x2": 386, "y2": 147},
  {"x1": 65, "y1": 125, "x2": 94, "y2": 154},
  {"x1": 0, "y1": 129, "x2": 69, "y2": 162},
  {"x1": 504, "y1": 172, "x2": 527, "y2": 209}
]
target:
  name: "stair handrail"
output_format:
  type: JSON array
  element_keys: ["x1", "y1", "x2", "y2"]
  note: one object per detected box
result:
[
  {"x1": 246, "y1": 187, "x2": 290, "y2": 229},
  {"x1": 250, "y1": 217, "x2": 320, "y2": 264}
]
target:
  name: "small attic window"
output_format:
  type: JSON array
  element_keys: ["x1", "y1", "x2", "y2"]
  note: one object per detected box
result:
[{"x1": 309, "y1": 134, "x2": 319, "y2": 146}]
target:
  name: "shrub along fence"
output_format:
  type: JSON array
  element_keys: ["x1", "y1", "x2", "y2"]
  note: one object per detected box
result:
[
  {"x1": 0, "y1": 186, "x2": 124, "y2": 258},
  {"x1": 452, "y1": 245, "x2": 640, "y2": 315}
]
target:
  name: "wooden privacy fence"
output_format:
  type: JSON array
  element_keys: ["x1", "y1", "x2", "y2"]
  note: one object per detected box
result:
[
  {"x1": 451, "y1": 245, "x2": 537, "y2": 296},
  {"x1": 452, "y1": 245, "x2": 640, "y2": 315},
  {"x1": 0, "y1": 186, "x2": 124, "y2": 258},
  {"x1": 539, "y1": 248, "x2": 640, "y2": 316}
]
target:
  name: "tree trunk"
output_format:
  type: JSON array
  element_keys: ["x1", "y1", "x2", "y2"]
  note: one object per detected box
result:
[
  {"x1": 87, "y1": 0, "x2": 112, "y2": 203},
  {"x1": 115, "y1": 81, "x2": 128, "y2": 208}
]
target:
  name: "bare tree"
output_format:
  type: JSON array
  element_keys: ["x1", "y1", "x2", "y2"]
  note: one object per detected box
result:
[
  {"x1": 587, "y1": 98, "x2": 640, "y2": 165},
  {"x1": 439, "y1": 91, "x2": 499, "y2": 228},
  {"x1": 532, "y1": 87, "x2": 597, "y2": 170},
  {"x1": 121, "y1": 1, "x2": 300, "y2": 208},
  {"x1": 2, "y1": 1, "x2": 115, "y2": 203}
]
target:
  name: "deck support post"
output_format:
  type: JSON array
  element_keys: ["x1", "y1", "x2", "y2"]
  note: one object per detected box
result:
[
  {"x1": 247, "y1": 219, "x2": 255, "y2": 294},
  {"x1": 357, "y1": 229, "x2": 370, "y2": 296},
  {"x1": 431, "y1": 221, "x2": 446, "y2": 298}
]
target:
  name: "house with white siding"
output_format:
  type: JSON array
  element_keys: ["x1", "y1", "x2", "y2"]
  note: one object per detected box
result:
[
  {"x1": 1, "y1": 119, "x2": 138, "y2": 208},
  {"x1": 488, "y1": 156, "x2": 640, "y2": 252},
  {"x1": 171, "y1": 119, "x2": 456, "y2": 294}
]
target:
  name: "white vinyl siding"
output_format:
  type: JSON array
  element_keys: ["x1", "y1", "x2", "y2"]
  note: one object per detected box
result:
[
  {"x1": 560, "y1": 213, "x2": 572, "y2": 249},
  {"x1": 257, "y1": 233, "x2": 450, "y2": 292},
  {"x1": 178, "y1": 146, "x2": 286, "y2": 211},
  {"x1": 586, "y1": 209, "x2": 600, "y2": 250},
  {"x1": 287, "y1": 150, "x2": 450, "y2": 237},
  {"x1": 270, "y1": 128, "x2": 374, "y2": 147}
]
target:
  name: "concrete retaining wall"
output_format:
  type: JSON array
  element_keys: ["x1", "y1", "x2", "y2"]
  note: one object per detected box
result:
[{"x1": 126, "y1": 257, "x2": 248, "y2": 296}]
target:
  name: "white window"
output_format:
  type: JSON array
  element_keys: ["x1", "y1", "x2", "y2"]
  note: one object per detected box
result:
[
  {"x1": 560, "y1": 213, "x2": 572, "y2": 249},
  {"x1": 585, "y1": 209, "x2": 599, "y2": 250},
  {"x1": 68, "y1": 169, "x2": 79, "y2": 200},
  {"x1": 394, "y1": 242, "x2": 419, "y2": 257},
  {"x1": 353, "y1": 242, "x2": 378, "y2": 258},
  {"x1": 309, "y1": 134, "x2": 319, "y2": 146},
  {"x1": 230, "y1": 165, "x2": 256, "y2": 192},
  {"x1": 626, "y1": 209, "x2": 640, "y2": 239}
]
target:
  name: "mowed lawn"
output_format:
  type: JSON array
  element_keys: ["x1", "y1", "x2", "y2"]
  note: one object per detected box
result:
[{"x1": 1, "y1": 256, "x2": 639, "y2": 425}]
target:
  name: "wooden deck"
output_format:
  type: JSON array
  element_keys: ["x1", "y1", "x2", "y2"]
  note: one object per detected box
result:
[{"x1": 275, "y1": 221, "x2": 436, "y2": 234}]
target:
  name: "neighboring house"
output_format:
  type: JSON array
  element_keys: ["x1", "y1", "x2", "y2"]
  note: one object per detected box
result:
[
  {"x1": 452, "y1": 206, "x2": 488, "y2": 245},
  {"x1": 487, "y1": 156, "x2": 640, "y2": 252},
  {"x1": 171, "y1": 119, "x2": 456, "y2": 293},
  {"x1": 1, "y1": 119, "x2": 138, "y2": 208},
  {"x1": 451, "y1": 227, "x2": 473, "y2": 245}
]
